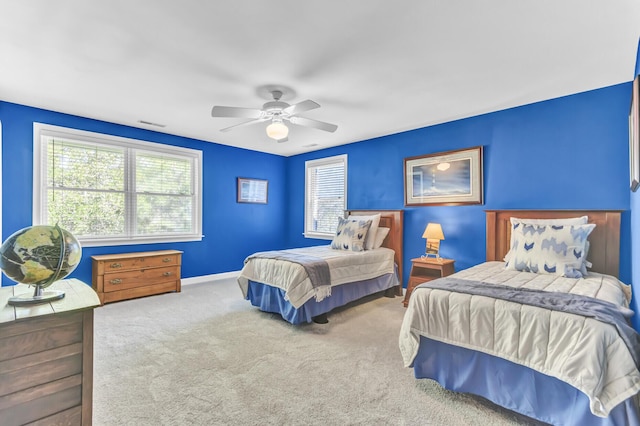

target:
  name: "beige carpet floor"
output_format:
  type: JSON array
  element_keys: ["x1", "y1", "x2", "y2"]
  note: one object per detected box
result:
[{"x1": 92, "y1": 278, "x2": 545, "y2": 425}]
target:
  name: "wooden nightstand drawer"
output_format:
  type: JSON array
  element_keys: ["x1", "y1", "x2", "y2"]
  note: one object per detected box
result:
[{"x1": 408, "y1": 275, "x2": 432, "y2": 288}]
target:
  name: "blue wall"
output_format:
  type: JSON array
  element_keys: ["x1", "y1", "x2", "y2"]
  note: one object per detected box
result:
[
  {"x1": 287, "y1": 83, "x2": 633, "y2": 298},
  {"x1": 0, "y1": 101, "x2": 288, "y2": 286},
  {"x1": 1, "y1": 80, "x2": 637, "y2": 328}
]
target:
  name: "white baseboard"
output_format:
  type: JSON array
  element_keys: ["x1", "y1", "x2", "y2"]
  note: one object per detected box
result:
[{"x1": 181, "y1": 270, "x2": 241, "y2": 286}]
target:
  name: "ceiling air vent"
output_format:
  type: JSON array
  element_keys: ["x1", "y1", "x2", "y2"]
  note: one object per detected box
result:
[{"x1": 138, "y1": 120, "x2": 166, "y2": 128}]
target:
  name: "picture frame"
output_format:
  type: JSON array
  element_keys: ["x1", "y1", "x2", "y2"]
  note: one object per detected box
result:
[
  {"x1": 630, "y1": 75, "x2": 639, "y2": 192},
  {"x1": 237, "y1": 177, "x2": 268, "y2": 204},
  {"x1": 404, "y1": 146, "x2": 483, "y2": 206}
]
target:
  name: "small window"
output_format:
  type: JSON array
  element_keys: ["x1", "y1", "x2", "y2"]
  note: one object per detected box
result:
[
  {"x1": 33, "y1": 123, "x2": 202, "y2": 246},
  {"x1": 304, "y1": 154, "x2": 347, "y2": 239}
]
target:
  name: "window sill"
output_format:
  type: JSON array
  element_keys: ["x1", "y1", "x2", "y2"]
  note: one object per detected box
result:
[
  {"x1": 303, "y1": 233, "x2": 334, "y2": 241},
  {"x1": 79, "y1": 235, "x2": 203, "y2": 247}
]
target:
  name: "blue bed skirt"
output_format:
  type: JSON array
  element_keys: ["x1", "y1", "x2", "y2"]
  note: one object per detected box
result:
[
  {"x1": 413, "y1": 336, "x2": 640, "y2": 426},
  {"x1": 246, "y1": 272, "x2": 398, "y2": 324}
]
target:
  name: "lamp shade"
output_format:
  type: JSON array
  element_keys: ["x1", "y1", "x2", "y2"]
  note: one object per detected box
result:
[
  {"x1": 266, "y1": 121, "x2": 289, "y2": 140},
  {"x1": 422, "y1": 223, "x2": 444, "y2": 240}
]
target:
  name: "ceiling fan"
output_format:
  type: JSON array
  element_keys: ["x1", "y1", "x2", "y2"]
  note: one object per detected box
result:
[{"x1": 211, "y1": 88, "x2": 338, "y2": 143}]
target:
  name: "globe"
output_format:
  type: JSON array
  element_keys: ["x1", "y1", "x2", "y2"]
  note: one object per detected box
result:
[{"x1": 0, "y1": 224, "x2": 82, "y2": 305}]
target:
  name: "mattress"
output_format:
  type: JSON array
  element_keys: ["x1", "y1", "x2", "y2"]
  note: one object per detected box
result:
[
  {"x1": 399, "y1": 261, "x2": 640, "y2": 417},
  {"x1": 237, "y1": 245, "x2": 396, "y2": 308}
]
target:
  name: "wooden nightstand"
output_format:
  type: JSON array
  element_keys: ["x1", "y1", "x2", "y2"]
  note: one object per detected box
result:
[{"x1": 403, "y1": 257, "x2": 455, "y2": 307}]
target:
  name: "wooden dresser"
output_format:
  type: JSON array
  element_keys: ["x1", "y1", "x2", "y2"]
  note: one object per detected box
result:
[
  {"x1": 91, "y1": 250, "x2": 182, "y2": 305},
  {"x1": 0, "y1": 279, "x2": 100, "y2": 426}
]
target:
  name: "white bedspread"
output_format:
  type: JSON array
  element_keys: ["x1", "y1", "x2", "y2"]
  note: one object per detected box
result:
[
  {"x1": 399, "y1": 261, "x2": 640, "y2": 417},
  {"x1": 237, "y1": 245, "x2": 396, "y2": 309}
]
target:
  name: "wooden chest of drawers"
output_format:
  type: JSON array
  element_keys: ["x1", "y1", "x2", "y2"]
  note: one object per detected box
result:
[
  {"x1": 0, "y1": 279, "x2": 100, "y2": 426},
  {"x1": 91, "y1": 250, "x2": 182, "y2": 304}
]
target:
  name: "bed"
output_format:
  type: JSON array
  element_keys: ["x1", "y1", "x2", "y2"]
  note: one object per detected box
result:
[
  {"x1": 399, "y1": 210, "x2": 640, "y2": 426},
  {"x1": 238, "y1": 210, "x2": 404, "y2": 324}
]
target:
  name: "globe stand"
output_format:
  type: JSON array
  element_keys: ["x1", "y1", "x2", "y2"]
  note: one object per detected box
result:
[{"x1": 8, "y1": 284, "x2": 65, "y2": 306}]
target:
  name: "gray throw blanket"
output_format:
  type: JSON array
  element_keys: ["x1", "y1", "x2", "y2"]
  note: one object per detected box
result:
[
  {"x1": 246, "y1": 250, "x2": 331, "y2": 300},
  {"x1": 416, "y1": 277, "x2": 640, "y2": 368}
]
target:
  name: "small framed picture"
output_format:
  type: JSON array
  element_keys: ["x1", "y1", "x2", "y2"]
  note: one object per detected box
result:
[
  {"x1": 237, "y1": 177, "x2": 268, "y2": 204},
  {"x1": 404, "y1": 146, "x2": 483, "y2": 206}
]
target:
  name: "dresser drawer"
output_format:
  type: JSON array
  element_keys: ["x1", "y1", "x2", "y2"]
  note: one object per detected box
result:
[
  {"x1": 103, "y1": 266, "x2": 180, "y2": 292},
  {"x1": 102, "y1": 253, "x2": 179, "y2": 272}
]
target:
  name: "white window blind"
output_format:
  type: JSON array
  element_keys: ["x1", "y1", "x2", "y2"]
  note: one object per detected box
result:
[
  {"x1": 34, "y1": 123, "x2": 202, "y2": 246},
  {"x1": 304, "y1": 155, "x2": 347, "y2": 239},
  {"x1": 135, "y1": 150, "x2": 194, "y2": 235},
  {"x1": 46, "y1": 139, "x2": 127, "y2": 238}
]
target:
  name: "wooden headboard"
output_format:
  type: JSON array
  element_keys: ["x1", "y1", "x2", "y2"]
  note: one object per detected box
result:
[
  {"x1": 346, "y1": 210, "x2": 404, "y2": 295},
  {"x1": 485, "y1": 210, "x2": 622, "y2": 278}
]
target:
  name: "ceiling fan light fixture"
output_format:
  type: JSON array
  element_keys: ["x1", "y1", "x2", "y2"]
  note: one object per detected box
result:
[
  {"x1": 266, "y1": 120, "x2": 289, "y2": 140},
  {"x1": 211, "y1": 87, "x2": 336, "y2": 141}
]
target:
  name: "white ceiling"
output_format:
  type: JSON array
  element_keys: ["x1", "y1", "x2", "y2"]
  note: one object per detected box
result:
[{"x1": 1, "y1": 1, "x2": 639, "y2": 157}]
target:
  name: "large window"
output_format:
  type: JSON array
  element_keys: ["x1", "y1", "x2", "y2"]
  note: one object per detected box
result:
[
  {"x1": 304, "y1": 154, "x2": 347, "y2": 239},
  {"x1": 33, "y1": 123, "x2": 202, "y2": 246}
]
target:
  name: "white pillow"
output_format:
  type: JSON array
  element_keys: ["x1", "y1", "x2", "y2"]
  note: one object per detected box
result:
[
  {"x1": 510, "y1": 216, "x2": 588, "y2": 226},
  {"x1": 505, "y1": 222, "x2": 595, "y2": 278},
  {"x1": 348, "y1": 213, "x2": 381, "y2": 250},
  {"x1": 580, "y1": 240, "x2": 592, "y2": 276},
  {"x1": 372, "y1": 227, "x2": 390, "y2": 249}
]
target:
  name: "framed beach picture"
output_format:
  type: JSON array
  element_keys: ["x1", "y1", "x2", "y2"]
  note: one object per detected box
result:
[
  {"x1": 630, "y1": 75, "x2": 639, "y2": 192},
  {"x1": 237, "y1": 177, "x2": 268, "y2": 204},
  {"x1": 404, "y1": 146, "x2": 483, "y2": 206}
]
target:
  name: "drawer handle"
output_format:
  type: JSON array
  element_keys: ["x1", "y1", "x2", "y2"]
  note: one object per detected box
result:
[
  {"x1": 110, "y1": 262, "x2": 122, "y2": 269},
  {"x1": 109, "y1": 278, "x2": 123, "y2": 284},
  {"x1": 163, "y1": 272, "x2": 172, "y2": 277},
  {"x1": 162, "y1": 257, "x2": 172, "y2": 263}
]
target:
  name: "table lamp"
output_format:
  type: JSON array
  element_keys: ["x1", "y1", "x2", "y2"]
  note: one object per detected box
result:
[{"x1": 422, "y1": 223, "x2": 444, "y2": 259}]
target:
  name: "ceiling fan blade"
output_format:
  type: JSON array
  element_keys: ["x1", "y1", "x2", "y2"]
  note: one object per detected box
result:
[
  {"x1": 283, "y1": 99, "x2": 320, "y2": 116},
  {"x1": 219, "y1": 117, "x2": 269, "y2": 132},
  {"x1": 211, "y1": 106, "x2": 263, "y2": 119},
  {"x1": 289, "y1": 116, "x2": 338, "y2": 133}
]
